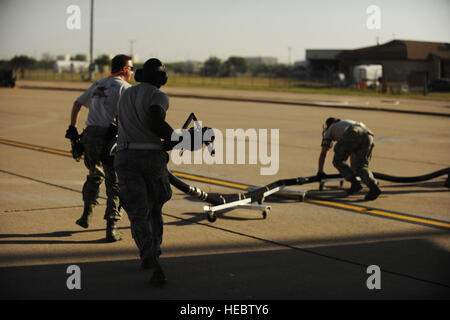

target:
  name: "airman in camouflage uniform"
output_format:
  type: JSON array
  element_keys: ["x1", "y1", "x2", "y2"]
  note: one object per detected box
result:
[
  {"x1": 318, "y1": 118, "x2": 381, "y2": 201},
  {"x1": 115, "y1": 58, "x2": 174, "y2": 286},
  {"x1": 65, "y1": 54, "x2": 133, "y2": 241}
]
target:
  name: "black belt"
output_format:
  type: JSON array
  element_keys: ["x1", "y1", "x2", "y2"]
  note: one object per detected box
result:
[{"x1": 117, "y1": 142, "x2": 162, "y2": 151}]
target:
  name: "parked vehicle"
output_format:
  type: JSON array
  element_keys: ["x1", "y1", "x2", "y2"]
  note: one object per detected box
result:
[
  {"x1": 0, "y1": 69, "x2": 16, "y2": 87},
  {"x1": 353, "y1": 65, "x2": 382, "y2": 88},
  {"x1": 427, "y1": 78, "x2": 450, "y2": 92}
]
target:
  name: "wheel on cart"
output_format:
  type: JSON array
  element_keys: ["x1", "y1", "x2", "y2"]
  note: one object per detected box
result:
[
  {"x1": 262, "y1": 208, "x2": 270, "y2": 219},
  {"x1": 207, "y1": 211, "x2": 217, "y2": 222}
]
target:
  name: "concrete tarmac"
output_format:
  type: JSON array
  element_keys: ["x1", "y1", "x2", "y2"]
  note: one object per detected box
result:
[{"x1": 0, "y1": 81, "x2": 449, "y2": 300}]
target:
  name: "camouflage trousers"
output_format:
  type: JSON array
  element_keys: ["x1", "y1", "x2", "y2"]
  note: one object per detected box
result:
[
  {"x1": 333, "y1": 124, "x2": 377, "y2": 187},
  {"x1": 114, "y1": 149, "x2": 172, "y2": 260},
  {"x1": 81, "y1": 126, "x2": 122, "y2": 221}
]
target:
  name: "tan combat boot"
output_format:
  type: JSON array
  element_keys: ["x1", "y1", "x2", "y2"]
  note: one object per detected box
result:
[
  {"x1": 106, "y1": 219, "x2": 123, "y2": 242},
  {"x1": 76, "y1": 203, "x2": 94, "y2": 228}
]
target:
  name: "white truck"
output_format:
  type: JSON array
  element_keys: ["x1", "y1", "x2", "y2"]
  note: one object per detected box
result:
[{"x1": 353, "y1": 64, "x2": 382, "y2": 87}]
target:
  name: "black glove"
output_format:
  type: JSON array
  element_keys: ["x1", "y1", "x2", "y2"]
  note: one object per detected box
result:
[
  {"x1": 186, "y1": 126, "x2": 215, "y2": 151},
  {"x1": 187, "y1": 126, "x2": 203, "y2": 151},
  {"x1": 162, "y1": 132, "x2": 183, "y2": 151},
  {"x1": 65, "y1": 125, "x2": 79, "y2": 141},
  {"x1": 106, "y1": 123, "x2": 118, "y2": 139},
  {"x1": 164, "y1": 127, "x2": 214, "y2": 152},
  {"x1": 71, "y1": 140, "x2": 84, "y2": 161},
  {"x1": 317, "y1": 171, "x2": 326, "y2": 180},
  {"x1": 202, "y1": 126, "x2": 215, "y2": 145}
]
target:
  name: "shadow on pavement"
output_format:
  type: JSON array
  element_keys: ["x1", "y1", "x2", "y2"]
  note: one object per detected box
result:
[
  {"x1": 0, "y1": 227, "x2": 130, "y2": 245},
  {"x1": 1, "y1": 237, "x2": 449, "y2": 300}
]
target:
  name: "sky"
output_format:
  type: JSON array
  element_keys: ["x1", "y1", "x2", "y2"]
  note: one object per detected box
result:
[{"x1": 0, "y1": 0, "x2": 449, "y2": 63}]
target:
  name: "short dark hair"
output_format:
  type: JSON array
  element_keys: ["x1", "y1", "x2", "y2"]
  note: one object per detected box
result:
[
  {"x1": 111, "y1": 54, "x2": 132, "y2": 73},
  {"x1": 326, "y1": 117, "x2": 339, "y2": 129}
]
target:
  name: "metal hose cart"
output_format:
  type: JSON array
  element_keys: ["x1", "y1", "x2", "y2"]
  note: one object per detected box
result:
[
  {"x1": 169, "y1": 112, "x2": 449, "y2": 222},
  {"x1": 169, "y1": 168, "x2": 449, "y2": 222}
]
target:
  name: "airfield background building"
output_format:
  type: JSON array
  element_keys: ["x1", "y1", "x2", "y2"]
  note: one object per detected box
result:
[{"x1": 306, "y1": 40, "x2": 450, "y2": 89}]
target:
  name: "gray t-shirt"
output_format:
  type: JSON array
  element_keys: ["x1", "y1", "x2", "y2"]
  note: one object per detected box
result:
[
  {"x1": 77, "y1": 76, "x2": 131, "y2": 128},
  {"x1": 321, "y1": 119, "x2": 371, "y2": 148},
  {"x1": 117, "y1": 83, "x2": 169, "y2": 145}
]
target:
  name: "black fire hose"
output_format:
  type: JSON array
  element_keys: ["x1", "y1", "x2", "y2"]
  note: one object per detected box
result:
[
  {"x1": 168, "y1": 112, "x2": 449, "y2": 207},
  {"x1": 373, "y1": 168, "x2": 449, "y2": 183},
  {"x1": 168, "y1": 172, "x2": 342, "y2": 206},
  {"x1": 169, "y1": 167, "x2": 449, "y2": 206}
]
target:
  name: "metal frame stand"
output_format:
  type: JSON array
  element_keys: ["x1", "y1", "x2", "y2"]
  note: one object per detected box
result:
[
  {"x1": 203, "y1": 186, "x2": 306, "y2": 222},
  {"x1": 319, "y1": 177, "x2": 346, "y2": 191}
]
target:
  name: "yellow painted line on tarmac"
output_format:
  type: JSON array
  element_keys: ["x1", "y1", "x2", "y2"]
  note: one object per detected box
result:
[
  {"x1": 1, "y1": 138, "x2": 449, "y2": 229},
  {"x1": 171, "y1": 173, "x2": 450, "y2": 230},
  {"x1": 170, "y1": 171, "x2": 449, "y2": 229},
  {"x1": 308, "y1": 199, "x2": 450, "y2": 229},
  {"x1": 171, "y1": 171, "x2": 249, "y2": 190},
  {"x1": 367, "y1": 209, "x2": 450, "y2": 229},
  {"x1": 0, "y1": 138, "x2": 73, "y2": 157},
  {"x1": 307, "y1": 199, "x2": 362, "y2": 211},
  {"x1": 0, "y1": 139, "x2": 245, "y2": 189}
]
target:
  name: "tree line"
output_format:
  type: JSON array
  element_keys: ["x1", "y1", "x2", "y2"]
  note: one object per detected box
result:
[
  {"x1": 1, "y1": 54, "x2": 306, "y2": 79},
  {"x1": 166, "y1": 56, "x2": 295, "y2": 78},
  {"x1": 0, "y1": 54, "x2": 111, "y2": 70}
]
